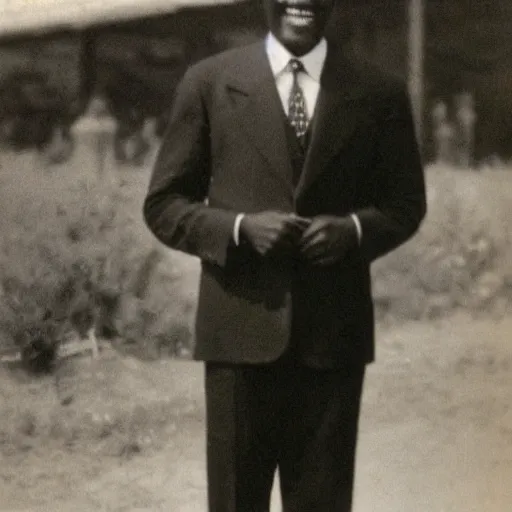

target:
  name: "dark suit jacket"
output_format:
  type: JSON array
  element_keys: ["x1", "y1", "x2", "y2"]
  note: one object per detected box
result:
[{"x1": 143, "y1": 40, "x2": 427, "y2": 370}]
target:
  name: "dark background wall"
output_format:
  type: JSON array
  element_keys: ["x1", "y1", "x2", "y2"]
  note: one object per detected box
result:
[{"x1": 1, "y1": 0, "x2": 512, "y2": 161}]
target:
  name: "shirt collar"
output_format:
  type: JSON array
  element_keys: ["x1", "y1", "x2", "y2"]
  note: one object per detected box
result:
[{"x1": 265, "y1": 32, "x2": 327, "y2": 82}]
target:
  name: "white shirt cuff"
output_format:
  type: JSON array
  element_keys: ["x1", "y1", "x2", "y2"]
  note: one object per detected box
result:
[
  {"x1": 350, "y1": 213, "x2": 363, "y2": 245},
  {"x1": 233, "y1": 213, "x2": 245, "y2": 246}
]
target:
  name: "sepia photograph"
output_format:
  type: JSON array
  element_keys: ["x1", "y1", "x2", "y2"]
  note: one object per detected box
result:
[{"x1": 0, "y1": 0, "x2": 511, "y2": 510}]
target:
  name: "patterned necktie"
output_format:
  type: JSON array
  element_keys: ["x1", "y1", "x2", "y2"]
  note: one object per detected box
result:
[{"x1": 287, "y1": 58, "x2": 309, "y2": 140}]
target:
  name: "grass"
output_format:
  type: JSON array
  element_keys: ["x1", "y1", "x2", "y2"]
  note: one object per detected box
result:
[{"x1": 0, "y1": 345, "x2": 203, "y2": 459}]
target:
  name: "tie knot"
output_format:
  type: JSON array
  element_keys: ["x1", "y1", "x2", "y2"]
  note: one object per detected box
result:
[{"x1": 288, "y1": 58, "x2": 305, "y2": 75}]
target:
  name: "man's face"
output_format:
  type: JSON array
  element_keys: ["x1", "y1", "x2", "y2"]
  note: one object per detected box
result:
[{"x1": 263, "y1": 0, "x2": 335, "y2": 56}]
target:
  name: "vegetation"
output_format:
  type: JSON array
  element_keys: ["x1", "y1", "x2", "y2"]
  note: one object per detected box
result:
[
  {"x1": 0, "y1": 147, "x2": 196, "y2": 369},
  {"x1": 373, "y1": 163, "x2": 512, "y2": 322},
  {"x1": 0, "y1": 146, "x2": 511, "y2": 370}
]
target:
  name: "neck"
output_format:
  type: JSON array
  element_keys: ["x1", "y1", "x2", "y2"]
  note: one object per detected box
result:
[
  {"x1": 287, "y1": 43, "x2": 311, "y2": 56},
  {"x1": 270, "y1": 32, "x2": 321, "y2": 57}
]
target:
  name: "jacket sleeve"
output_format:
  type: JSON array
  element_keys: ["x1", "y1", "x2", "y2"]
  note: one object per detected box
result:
[
  {"x1": 354, "y1": 85, "x2": 427, "y2": 263},
  {"x1": 143, "y1": 66, "x2": 237, "y2": 267}
]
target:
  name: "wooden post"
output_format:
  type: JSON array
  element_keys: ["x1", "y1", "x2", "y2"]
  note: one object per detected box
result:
[{"x1": 408, "y1": 0, "x2": 424, "y2": 148}]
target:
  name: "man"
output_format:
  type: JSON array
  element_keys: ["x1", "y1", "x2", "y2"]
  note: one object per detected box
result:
[{"x1": 143, "y1": 0, "x2": 427, "y2": 509}]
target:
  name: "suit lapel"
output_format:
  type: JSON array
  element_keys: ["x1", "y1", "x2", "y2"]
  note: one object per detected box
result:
[
  {"x1": 223, "y1": 42, "x2": 372, "y2": 202},
  {"x1": 224, "y1": 43, "x2": 294, "y2": 196},
  {"x1": 295, "y1": 52, "x2": 371, "y2": 200}
]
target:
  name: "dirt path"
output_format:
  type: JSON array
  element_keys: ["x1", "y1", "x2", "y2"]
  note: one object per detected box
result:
[{"x1": 2, "y1": 312, "x2": 512, "y2": 511}]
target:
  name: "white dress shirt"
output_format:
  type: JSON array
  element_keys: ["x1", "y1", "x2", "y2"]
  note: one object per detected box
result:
[
  {"x1": 266, "y1": 31, "x2": 326, "y2": 119},
  {"x1": 233, "y1": 33, "x2": 362, "y2": 246}
]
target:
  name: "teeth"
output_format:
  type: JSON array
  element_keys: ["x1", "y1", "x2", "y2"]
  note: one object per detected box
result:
[{"x1": 285, "y1": 7, "x2": 314, "y2": 17}]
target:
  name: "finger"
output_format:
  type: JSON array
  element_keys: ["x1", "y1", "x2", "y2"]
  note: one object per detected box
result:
[
  {"x1": 300, "y1": 220, "x2": 329, "y2": 244},
  {"x1": 288, "y1": 227, "x2": 311, "y2": 246},
  {"x1": 300, "y1": 232, "x2": 326, "y2": 256},
  {"x1": 281, "y1": 221, "x2": 311, "y2": 244},
  {"x1": 274, "y1": 231, "x2": 298, "y2": 249},
  {"x1": 273, "y1": 226, "x2": 305, "y2": 250},
  {"x1": 286, "y1": 219, "x2": 309, "y2": 233},
  {"x1": 300, "y1": 222, "x2": 324, "y2": 242},
  {"x1": 289, "y1": 214, "x2": 312, "y2": 228},
  {"x1": 287, "y1": 217, "x2": 312, "y2": 234}
]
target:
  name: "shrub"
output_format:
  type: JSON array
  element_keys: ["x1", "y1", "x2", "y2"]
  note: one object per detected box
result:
[
  {"x1": 372, "y1": 163, "x2": 512, "y2": 321},
  {"x1": 0, "y1": 148, "x2": 197, "y2": 367}
]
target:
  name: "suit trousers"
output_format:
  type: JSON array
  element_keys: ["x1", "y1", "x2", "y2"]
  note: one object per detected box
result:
[{"x1": 204, "y1": 355, "x2": 365, "y2": 512}]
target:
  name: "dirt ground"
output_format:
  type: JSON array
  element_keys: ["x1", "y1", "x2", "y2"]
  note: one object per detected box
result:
[{"x1": 1, "y1": 311, "x2": 512, "y2": 512}]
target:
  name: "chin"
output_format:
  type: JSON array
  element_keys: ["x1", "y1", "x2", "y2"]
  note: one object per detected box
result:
[{"x1": 279, "y1": 26, "x2": 322, "y2": 55}]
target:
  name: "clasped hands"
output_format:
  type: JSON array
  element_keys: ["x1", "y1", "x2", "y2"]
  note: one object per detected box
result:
[{"x1": 239, "y1": 211, "x2": 357, "y2": 266}]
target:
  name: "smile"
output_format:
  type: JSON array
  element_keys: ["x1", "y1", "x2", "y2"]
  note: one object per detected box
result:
[{"x1": 284, "y1": 6, "x2": 315, "y2": 26}]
